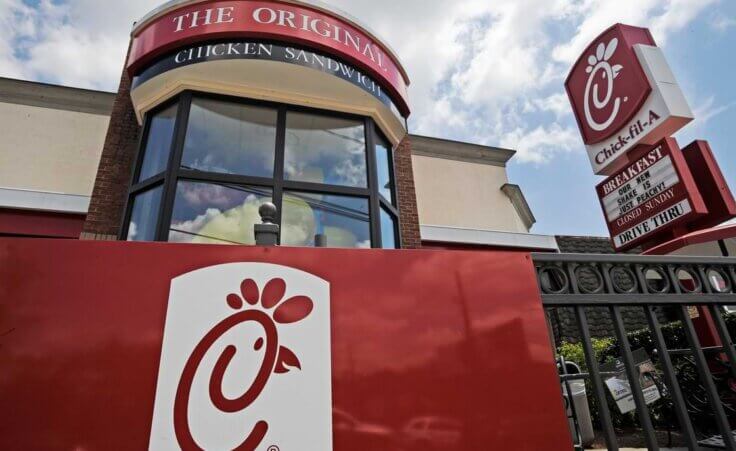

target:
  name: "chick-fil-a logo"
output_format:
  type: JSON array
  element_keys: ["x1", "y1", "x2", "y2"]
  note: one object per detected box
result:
[
  {"x1": 566, "y1": 24, "x2": 655, "y2": 145},
  {"x1": 150, "y1": 263, "x2": 333, "y2": 451},
  {"x1": 583, "y1": 38, "x2": 623, "y2": 132}
]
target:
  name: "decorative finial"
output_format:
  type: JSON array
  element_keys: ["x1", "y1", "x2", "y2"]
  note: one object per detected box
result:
[{"x1": 259, "y1": 202, "x2": 278, "y2": 224}]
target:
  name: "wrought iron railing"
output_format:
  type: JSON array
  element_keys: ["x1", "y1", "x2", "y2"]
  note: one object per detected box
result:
[{"x1": 532, "y1": 253, "x2": 736, "y2": 451}]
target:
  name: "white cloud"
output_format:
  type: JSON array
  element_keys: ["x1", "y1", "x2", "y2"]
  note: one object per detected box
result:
[
  {"x1": 332, "y1": 0, "x2": 717, "y2": 163},
  {"x1": 693, "y1": 96, "x2": 735, "y2": 124},
  {"x1": 0, "y1": 0, "x2": 35, "y2": 79},
  {"x1": 676, "y1": 95, "x2": 735, "y2": 143},
  {"x1": 530, "y1": 92, "x2": 573, "y2": 118},
  {"x1": 0, "y1": 0, "x2": 721, "y2": 163},
  {"x1": 0, "y1": 0, "x2": 152, "y2": 89},
  {"x1": 711, "y1": 15, "x2": 736, "y2": 32},
  {"x1": 500, "y1": 123, "x2": 580, "y2": 164}
]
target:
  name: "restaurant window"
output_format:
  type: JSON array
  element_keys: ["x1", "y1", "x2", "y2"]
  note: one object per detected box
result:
[
  {"x1": 137, "y1": 103, "x2": 177, "y2": 182},
  {"x1": 181, "y1": 98, "x2": 278, "y2": 178},
  {"x1": 126, "y1": 186, "x2": 163, "y2": 242},
  {"x1": 122, "y1": 92, "x2": 401, "y2": 248},
  {"x1": 168, "y1": 181, "x2": 273, "y2": 245},
  {"x1": 281, "y1": 191, "x2": 371, "y2": 248},
  {"x1": 284, "y1": 112, "x2": 367, "y2": 188}
]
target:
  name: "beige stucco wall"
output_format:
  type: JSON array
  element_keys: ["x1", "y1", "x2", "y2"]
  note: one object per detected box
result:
[
  {"x1": 412, "y1": 154, "x2": 529, "y2": 233},
  {"x1": 0, "y1": 102, "x2": 109, "y2": 196}
]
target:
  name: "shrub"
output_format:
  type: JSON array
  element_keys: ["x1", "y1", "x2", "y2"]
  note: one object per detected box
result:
[{"x1": 557, "y1": 312, "x2": 736, "y2": 431}]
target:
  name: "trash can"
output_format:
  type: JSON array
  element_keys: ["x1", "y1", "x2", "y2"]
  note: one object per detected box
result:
[{"x1": 560, "y1": 362, "x2": 595, "y2": 447}]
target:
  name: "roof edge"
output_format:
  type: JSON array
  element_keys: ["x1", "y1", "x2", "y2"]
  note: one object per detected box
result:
[
  {"x1": 501, "y1": 184, "x2": 536, "y2": 231},
  {"x1": 409, "y1": 134, "x2": 516, "y2": 167},
  {"x1": 0, "y1": 77, "x2": 115, "y2": 116},
  {"x1": 421, "y1": 225, "x2": 559, "y2": 251}
]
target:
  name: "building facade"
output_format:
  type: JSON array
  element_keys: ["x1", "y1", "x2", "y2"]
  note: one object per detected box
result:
[{"x1": 0, "y1": 0, "x2": 554, "y2": 252}]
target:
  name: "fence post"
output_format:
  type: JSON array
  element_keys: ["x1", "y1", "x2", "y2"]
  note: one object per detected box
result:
[{"x1": 255, "y1": 202, "x2": 279, "y2": 247}]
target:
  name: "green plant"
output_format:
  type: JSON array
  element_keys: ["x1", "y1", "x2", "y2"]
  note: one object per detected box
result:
[
  {"x1": 556, "y1": 311, "x2": 736, "y2": 433},
  {"x1": 559, "y1": 337, "x2": 615, "y2": 369}
]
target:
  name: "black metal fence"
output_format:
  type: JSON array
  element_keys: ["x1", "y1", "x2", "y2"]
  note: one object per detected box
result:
[{"x1": 533, "y1": 253, "x2": 736, "y2": 451}]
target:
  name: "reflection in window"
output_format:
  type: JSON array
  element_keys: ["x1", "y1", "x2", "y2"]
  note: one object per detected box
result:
[
  {"x1": 138, "y1": 104, "x2": 178, "y2": 182},
  {"x1": 281, "y1": 191, "x2": 370, "y2": 248},
  {"x1": 380, "y1": 208, "x2": 397, "y2": 249},
  {"x1": 284, "y1": 112, "x2": 367, "y2": 187},
  {"x1": 127, "y1": 186, "x2": 163, "y2": 242},
  {"x1": 375, "y1": 134, "x2": 394, "y2": 203},
  {"x1": 182, "y1": 98, "x2": 277, "y2": 178},
  {"x1": 168, "y1": 181, "x2": 272, "y2": 245}
]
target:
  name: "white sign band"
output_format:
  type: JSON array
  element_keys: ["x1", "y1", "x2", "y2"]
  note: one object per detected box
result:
[
  {"x1": 614, "y1": 199, "x2": 692, "y2": 249},
  {"x1": 603, "y1": 155, "x2": 680, "y2": 222}
]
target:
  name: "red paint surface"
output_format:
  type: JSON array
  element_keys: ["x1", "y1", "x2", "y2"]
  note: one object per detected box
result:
[
  {"x1": 645, "y1": 224, "x2": 736, "y2": 255},
  {"x1": 565, "y1": 24, "x2": 654, "y2": 145},
  {"x1": 681, "y1": 140, "x2": 736, "y2": 230},
  {"x1": 638, "y1": 140, "x2": 736, "y2": 253},
  {"x1": 0, "y1": 208, "x2": 85, "y2": 238},
  {"x1": 597, "y1": 137, "x2": 707, "y2": 252},
  {"x1": 128, "y1": 0, "x2": 410, "y2": 116},
  {"x1": 0, "y1": 240, "x2": 571, "y2": 450}
]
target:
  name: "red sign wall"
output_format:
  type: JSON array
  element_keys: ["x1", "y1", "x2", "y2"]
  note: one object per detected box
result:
[
  {"x1": 596, "y1": 138, "x2": 707, "y2": 251},
  {"x1": 128, "y1": 0, "x2": 411, "y2": 115},
  {"x1": 0, "y1": 239, "x2": 571, "y2": 450}
]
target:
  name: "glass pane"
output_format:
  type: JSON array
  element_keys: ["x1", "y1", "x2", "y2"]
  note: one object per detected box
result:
[
  {"x1": 168, "y1": 181, "x2": 272, "y2": 245},
  {"x1": 284, "y1": 112, "x2": 367, "y2": 187},
  {"x1": 126, "y1": 186, "x2": 163, "y2": 242},
  {"x1": 375, "y1": 133, "x2": 394, "y2": 203},
  {"x1": 181, "y1": 97, "x2": 277, "y2": 178},
  {"x1": 380, "y1": 207, "x2": 398, "y2": 249},
  {"x1": 281, "y1": 191, "x2": 370, "y2": 248},
  {"x1": 138, "y1": 104, "x2": 178, "y2": 181}
]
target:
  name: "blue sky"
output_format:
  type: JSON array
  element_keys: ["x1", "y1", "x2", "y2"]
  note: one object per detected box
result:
[{"x1": 0, "y1": 0, "x2": 734, "y2": 237}]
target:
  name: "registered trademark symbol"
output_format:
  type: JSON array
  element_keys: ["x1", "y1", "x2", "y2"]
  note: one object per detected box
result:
[{"x1": 268, "y1": 446, "x2": 280, "y2": 451}]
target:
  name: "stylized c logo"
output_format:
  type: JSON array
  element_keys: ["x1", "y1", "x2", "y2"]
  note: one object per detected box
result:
[
  {"x1": 583, "y1": 38, "x2": 623, "y2": 132},
  {"x1": 173, "y1": 278, "x2": 313, "y2": 451}
]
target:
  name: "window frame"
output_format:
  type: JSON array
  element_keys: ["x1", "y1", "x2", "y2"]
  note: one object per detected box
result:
[{"x1": 120, "y1": 90, "x2": 402, "y2": 249}]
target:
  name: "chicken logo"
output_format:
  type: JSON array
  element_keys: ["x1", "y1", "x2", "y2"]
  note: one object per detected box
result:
[
  {"x1": 583, "y1": 38, "x2": 623, "y2": 132},
  {"x1": 150, "y1": 263, "x2": 332, "y2": 451},
  {"x1": 565, "y1": 24, "x2": 655, "y2": 145}
]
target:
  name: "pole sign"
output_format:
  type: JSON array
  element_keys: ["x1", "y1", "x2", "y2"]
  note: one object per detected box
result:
[
  {"x1": 566, "y1": 24, "x2": 693, "y2": 175},
  {"x1": 596, "y1": 138, "x2": 707, "y2": 251}
]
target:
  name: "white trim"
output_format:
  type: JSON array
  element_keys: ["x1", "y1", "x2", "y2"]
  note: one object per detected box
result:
[
  {"x1": 421, "y1": 225, "x2": 559, "y2": 251},
  {"x1": 501, "y1": 184, "x2": 536, "y2": 231},
  {"x1": 410, "y1": 135, "x2": 516, "y2": 167},
  {"x1": 0, "y1": 187, "x2": 90, "y2": 214}
]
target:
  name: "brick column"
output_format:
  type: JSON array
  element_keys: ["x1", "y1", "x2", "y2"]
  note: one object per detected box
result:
[
  {"x1": 394, "y1": 136, "x2": 422, "y2": 249},
  {"x1": 81, "y1": 65, "x2": 142, "y2": 240}
]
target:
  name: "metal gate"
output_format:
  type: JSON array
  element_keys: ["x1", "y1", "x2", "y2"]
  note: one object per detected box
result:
[{"x1": 533, "y1": 253, "x2": 736, "y2": 451}]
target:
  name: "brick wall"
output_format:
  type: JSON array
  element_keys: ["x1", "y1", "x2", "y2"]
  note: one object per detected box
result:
[
  {"x1": 81, "y1": 65, "x2": 141, "y2": 240},
  {"x1": 394, "y1": 136, "x2": 422, "y2": 249}
]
